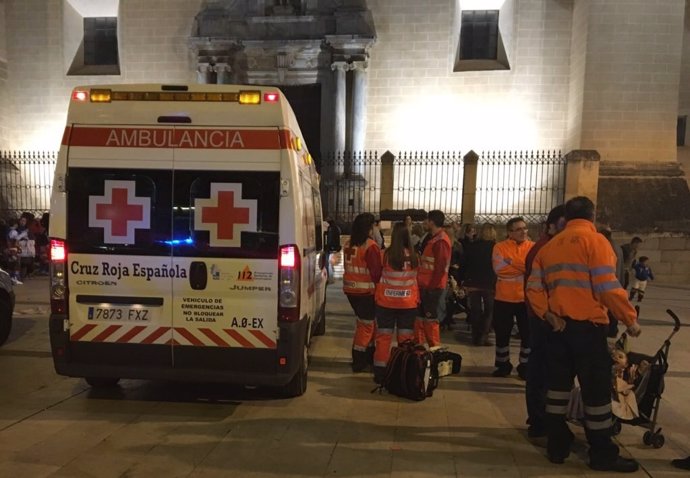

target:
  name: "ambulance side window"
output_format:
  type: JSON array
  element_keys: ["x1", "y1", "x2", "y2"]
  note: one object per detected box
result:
[
  {"x1": 301, "y1": 173, "x2": 315, "y2": 250},
  {"x1": 313, "y1": 187, "x2": 323, "y2": 251},
  {"x1": 66, "y1": 168, "x2": 172, "y2": 255},
  {"x1": 172, "y1": 171, "x2": 280, "y2": 259}
]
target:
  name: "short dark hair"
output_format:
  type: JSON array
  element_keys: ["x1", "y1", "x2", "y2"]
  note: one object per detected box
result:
[
  {"x1": 638, "y1": 256, "x2": 649, "y2": 262},
  {"x1": 565, "y1": 196, "x2": 595, "y2": 221},
  {"x1": 546, "y1": 205, "x2": 566, "y2": 227},
  {"x1": 506, "y1": 217, "x2": 526, "y2": 231},
  {"x1": 427, "y1": 210, "x2": 445, "y2": 228},
  {"x1": 631, "y1": 237, "x2": 643, "y2": 244}
]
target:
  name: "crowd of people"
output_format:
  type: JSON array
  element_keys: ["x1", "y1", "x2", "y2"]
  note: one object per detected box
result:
[
  {"x1": 0, "y1": 212, "x2": 50, "y2": 285},
  {"x1": 328, "y1": 196, "x2": 681, "y2": 473}
]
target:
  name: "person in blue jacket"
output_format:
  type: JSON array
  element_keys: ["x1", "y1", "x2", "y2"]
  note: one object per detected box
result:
[{"x1": 628, "y1": 256, "x2": 654, "y2": 302}]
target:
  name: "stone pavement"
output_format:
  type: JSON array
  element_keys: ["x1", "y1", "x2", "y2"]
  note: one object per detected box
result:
[{"x1": 0, "y1": 276, "x2": 688, "y2": 477}]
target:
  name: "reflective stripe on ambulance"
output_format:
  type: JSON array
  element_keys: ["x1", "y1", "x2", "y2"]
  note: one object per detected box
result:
[{"x1": 69, "y1": 323, "x2": 276, "y2": 348}]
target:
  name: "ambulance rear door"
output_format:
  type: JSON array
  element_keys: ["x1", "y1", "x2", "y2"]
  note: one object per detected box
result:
[
  {"x1": 170, "y1": 126, "x2": 281, "y2": 376},
  {"x1": 65, "y1": 124, "x2": 174, "y2": 370}
]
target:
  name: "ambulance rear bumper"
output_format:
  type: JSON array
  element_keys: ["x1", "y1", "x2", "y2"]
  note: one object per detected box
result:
[{"x1": 49, "y1": 314, "x2": 306, "y2": 387}]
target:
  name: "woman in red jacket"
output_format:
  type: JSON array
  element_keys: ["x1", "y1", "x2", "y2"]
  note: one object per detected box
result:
[{"x1": 373, "y1": 222, "x2": 419, "y2": 383}]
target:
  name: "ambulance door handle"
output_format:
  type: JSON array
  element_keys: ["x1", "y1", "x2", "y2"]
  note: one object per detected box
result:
[{"x1": 189, "y1": 261, "x2": 208, "y2": 290}]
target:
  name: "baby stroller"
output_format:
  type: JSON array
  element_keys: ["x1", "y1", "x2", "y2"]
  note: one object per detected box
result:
[
  {"x1": 611, "y1": 308, "x2": 682, "y2": 448},
  {"x1": 440, "y1": 274, "x2": 467, "y2": 330}
]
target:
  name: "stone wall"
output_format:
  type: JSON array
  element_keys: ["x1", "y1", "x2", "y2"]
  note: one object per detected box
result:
[
  {"x1": 579, "y1": 0, "x2": 685, "y2": 163},
  {"x1": 3, "y1": 0, "x2": 202, "y2": 150},
  {"x1": 0, "y1": 0, "x2": 7, "y2": 149},
  {"x1": 613, "y1": 233, "x2": 690, "y2": 286},
  {"x1": 681, "y1": 0, "x2": 690, "y2": 126},
  {"x1": 365, "y1": 0, "x2": 574, "y2": 152}
]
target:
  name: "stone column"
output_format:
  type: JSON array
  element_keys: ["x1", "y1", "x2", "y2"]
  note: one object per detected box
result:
[
  {"x1": 331, "y1": 61, "x2": 349, "y2": 156},
  {"x1": 564, "y1": 150, "x2": 600, "y2": 202},
  {"x1": 197, "y1": 63, "x2": 214, "y2": 84},
  {"x1": 350, "y1": 61, "x2": 368, "y2": 155},
  {"x1": 215, "y1": 63, "x2": 230, "y2": 84},
  {"x1": 461, "y1": 150, "x2": 479, "y2": 225}
]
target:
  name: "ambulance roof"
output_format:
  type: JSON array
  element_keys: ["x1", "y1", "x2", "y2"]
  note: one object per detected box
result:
[{"x1": 67, "y1": 84, "x2": 302, "y2": 132}]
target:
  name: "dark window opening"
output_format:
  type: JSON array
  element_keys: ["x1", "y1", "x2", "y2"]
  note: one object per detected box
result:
[
  {"x1": 460, "y1": 10, "x2": 499, "y2": 61},
  {"x1": 84, "y1": 17, "x2": 119, "y2": 66},
  {"x1": 678, "y1": 116, "x2": 687, "y2": 146}
]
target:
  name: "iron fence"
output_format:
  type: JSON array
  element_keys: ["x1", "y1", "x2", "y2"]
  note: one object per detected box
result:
[
  {"x1": 0, "y1": 151, "x2": 56, "y2": 219},
  {"x1": 318, "y1": 151, "x2": 465, "y2": 225},
  {"x1": 0, "y1": 149, "x2": 567, "y2": 228},
  {"x1": 475, "y1": 150, "x2": 566, "y2": 225}
]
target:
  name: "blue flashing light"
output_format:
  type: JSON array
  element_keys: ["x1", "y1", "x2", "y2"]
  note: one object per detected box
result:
[{"x1": 162, "y1": 237, "x2": 195, "y2": 246}]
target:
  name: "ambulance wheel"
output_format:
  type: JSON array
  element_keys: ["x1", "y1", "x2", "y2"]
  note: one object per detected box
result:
[
  {"x1": 85, "y1": 377, "x2": 120, "y2": 388},
  {"x1": 0, "y1": 297, "x2": 12, "y2": 346},
  {"x1": 283, "y1": 344, "x2": 308, "y2": 397}
]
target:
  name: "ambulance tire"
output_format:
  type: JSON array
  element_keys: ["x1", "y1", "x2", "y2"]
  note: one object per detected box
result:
[
  {"x1": 85, "y1": 377, "x2": 120, "y2": 388},
  {"x1": 283, "y1": 342, "x2": 308, "y2": 397},
  {"x1": 313, "y1": 301, "x2": 326, "y2": 337},
  {"x1": 0, "y1": 296, "x2": 11, "y2": 346}
]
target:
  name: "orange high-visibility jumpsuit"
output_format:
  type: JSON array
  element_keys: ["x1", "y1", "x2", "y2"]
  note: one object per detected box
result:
[
  {"x1": 343, "y1": 238, "x2": 382, "y2": 371},
  {"x1": 526, "y1": 219, "x2": 638, "y2": 466},
  {"x1": 492, "y1": 237, "x2": 534, "y2": 375},
  {"x1": 415, "y1": 230, "x2": 451, "y2": 348},
  {"x1": 373, "y1": 249, "x2": 419, "y2": 381}
]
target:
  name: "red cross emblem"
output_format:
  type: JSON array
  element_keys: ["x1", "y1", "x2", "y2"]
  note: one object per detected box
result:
[
  {"x1": 89, "y1": 180, "x2": 151, "y2": 244},
  {"x1": 194, "y1": 183, "x2": 257, "y2": 247}
]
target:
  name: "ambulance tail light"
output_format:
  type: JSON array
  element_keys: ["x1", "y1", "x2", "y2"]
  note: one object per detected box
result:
[
  {"x1": 278, "y1": 245, "x2": 301, "y2": 322},
  {"x1": 72, "y1": 90, "x2": 88, "y2": 102},
  {"x1": 264, "y1": 92, "x2": 279, "y2": 103},
  {"x1": 50, "y1": 239, "x2": 68, "y2": 315}
]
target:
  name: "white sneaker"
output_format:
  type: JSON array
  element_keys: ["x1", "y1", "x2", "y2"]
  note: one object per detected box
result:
[{"x1": 11, "y1": 277, "x2": 23, "y2": 285}]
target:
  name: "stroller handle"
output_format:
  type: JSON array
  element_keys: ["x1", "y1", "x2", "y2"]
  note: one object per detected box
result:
[{"x1": 666, "y1": 309, "x2": 681, "y2": 332}]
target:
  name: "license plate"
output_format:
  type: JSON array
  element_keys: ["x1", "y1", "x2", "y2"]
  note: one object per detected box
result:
[{"x1": 87, "y1": 306, "x2": 152, "y2": 322}]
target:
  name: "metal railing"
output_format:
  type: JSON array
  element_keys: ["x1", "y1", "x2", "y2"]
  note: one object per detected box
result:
[
  {"x1": 0, "y1": 149, "x2": 567, "y2": 228},
  {"x1": 475, "y1": 150, "x2": 566, "y2": 225},
  {"x1": 318, "y1": 151, "x2": 465, "y2": 224},
  {"x1": 0, "y1": 151, "x2": 56, "y2": 218}
]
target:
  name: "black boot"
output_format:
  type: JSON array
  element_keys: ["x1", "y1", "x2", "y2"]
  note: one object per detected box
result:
[
  {"x1": 589, "y1": 457, "x2": 639, "y2": 473},
  {"x1": 351, "y1": 349, "x2": 370, "y2": 373},
  {"x1": 672, "y1": 456, "x2": 690, "y2": 470},
  {"x1": 492, "y1": 363, "x2": 513, "y2": 377}
]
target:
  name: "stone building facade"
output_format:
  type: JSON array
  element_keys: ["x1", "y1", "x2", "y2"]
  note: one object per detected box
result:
[{"x1": 0, "y1": 0, "x2": 689, "y2": 281}]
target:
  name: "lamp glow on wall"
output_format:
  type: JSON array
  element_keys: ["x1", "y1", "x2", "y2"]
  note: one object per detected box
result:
[{"x1": 387, "y1": 95, "x2": 539, "y2": 151}]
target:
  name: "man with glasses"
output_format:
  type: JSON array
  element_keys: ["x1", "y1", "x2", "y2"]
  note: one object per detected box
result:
[{"x1": 492, "y1": 217, "x2": 535, "y2": 378}]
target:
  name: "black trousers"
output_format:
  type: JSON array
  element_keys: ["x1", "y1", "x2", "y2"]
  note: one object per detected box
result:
[
  {"x1": 493, "y1": 300, "x2": 529, "y2": 369},
  {"x1": 467, "y1": 289, "x2": 495, "y2": 343},
  {"x1": 545, "y1": 319, "x2": 619, "y2": 465},
  {"x1": 525, "y1": 315, "x2": 549, "y2": 432}
]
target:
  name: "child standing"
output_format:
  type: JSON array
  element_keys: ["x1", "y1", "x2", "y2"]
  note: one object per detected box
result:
[{"x1": 629, "y1": 256, "x2": 654, "y2": 302}]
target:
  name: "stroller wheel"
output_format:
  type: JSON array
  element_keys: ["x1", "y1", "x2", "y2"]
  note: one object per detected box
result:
[
  {"x1": 652, "y1": 434, "x2": 665, "y2": 449},
  {"x1": 643, "y1": 431, "x2": 653, "y2": 446}
]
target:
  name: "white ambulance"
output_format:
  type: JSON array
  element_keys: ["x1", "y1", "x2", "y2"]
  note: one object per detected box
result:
[{"x1": 49, "y1": 84, "x2": 327, "y2": 396}]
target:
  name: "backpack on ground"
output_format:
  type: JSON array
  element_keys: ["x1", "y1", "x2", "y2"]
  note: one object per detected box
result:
[{"x1": 375, "y1": 340, "x2": 438, "y2": 401}]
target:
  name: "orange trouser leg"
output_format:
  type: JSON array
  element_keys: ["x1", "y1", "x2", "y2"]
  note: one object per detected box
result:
[
  {"x1": 374, "y1": 328, "x2": 393, "y2": 369},
  {"x1": 353, "y1": 319, "x2": 375, "y2": 351},
  {"x1": 423, "y1": 319, "x2": 441, "y2": 348},
  {"x1": 414, "y1": 318, "x2": 426, "y2": 345}
]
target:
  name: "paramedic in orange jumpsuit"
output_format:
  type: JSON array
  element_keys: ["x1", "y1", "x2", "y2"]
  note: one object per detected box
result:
[
  {"x1": 491, "y1": 217, "x2": 535, "y2": 378},
  {"x1": 526, "y1": 196, "x2": 642, "y2": 473},
  {"x1": 415, "y1": 209, "x2": 451, "y2": 349},
  {"x1": 343, "y1": 212, "x2": 382, "y2": 372},
  {"x1": 373, "y1": 221, "x2": 419, "y2": 383}
]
